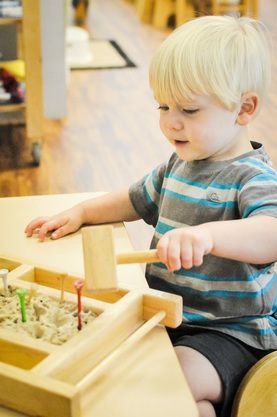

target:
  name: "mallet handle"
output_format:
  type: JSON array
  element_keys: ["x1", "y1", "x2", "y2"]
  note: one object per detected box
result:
[{"x1": 116, "y1": 249, "x2": 159, "y2": 265}]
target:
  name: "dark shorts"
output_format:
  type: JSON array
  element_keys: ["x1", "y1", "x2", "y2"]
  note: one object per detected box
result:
[{"x1": 166, "y1": 326, "x2": 273, "y2": 417}]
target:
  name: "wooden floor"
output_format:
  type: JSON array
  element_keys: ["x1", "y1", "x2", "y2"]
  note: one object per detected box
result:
[{"x1": 0, "y1": 0, "x2": 276, "y2": 249}]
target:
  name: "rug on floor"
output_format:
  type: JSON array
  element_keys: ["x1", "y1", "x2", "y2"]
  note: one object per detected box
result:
[{"x1": 67, "y1": 39, "x2": 136, "y2": 70}]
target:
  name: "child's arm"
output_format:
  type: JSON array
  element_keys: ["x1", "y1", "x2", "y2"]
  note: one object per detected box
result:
[
  {"x1": 157, "y1": 216, "x2": 277, "y2": 271},
  {"x1": 25, "y1": 189, "x2": 140, "y2": 241}
]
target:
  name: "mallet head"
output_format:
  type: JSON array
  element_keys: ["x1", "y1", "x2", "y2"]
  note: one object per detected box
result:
[{"x1": 82, "y1": 225, "x2": 118, "y2": 292}]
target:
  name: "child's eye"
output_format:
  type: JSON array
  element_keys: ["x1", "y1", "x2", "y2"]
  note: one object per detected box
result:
[
  {"x1": 182, "y1": 108, "x2": 199, "y2": 114},
  {"x1": 157, "y1": 105, "x2": 169, "y2": 111}
]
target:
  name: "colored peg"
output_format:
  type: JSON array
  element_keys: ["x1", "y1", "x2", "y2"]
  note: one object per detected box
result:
[
  {"x1": 27, "y1": 283, "x2": 39, "y2": 304},
  {"x1": 0, "y1": 268, "x2": 9, "y2": 294},
  {"x1": 60, "y1": 273, "x2": 67, "y2": 304},
  {"x1": 74, "y1": 280, "x2": 84, "y2": 331},
  {"x1": 16, "y1": 288, "x2": 27, "y2": 322}
]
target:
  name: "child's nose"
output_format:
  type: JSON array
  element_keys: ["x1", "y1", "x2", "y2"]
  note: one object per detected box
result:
[{"x1": 166, "y1": 112, "x2": 183, "y2": 131}]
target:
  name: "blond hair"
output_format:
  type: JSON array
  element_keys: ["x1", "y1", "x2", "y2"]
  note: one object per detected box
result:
[{"x1": 149, "y1": 15, "x2": 271, "y2": 110}]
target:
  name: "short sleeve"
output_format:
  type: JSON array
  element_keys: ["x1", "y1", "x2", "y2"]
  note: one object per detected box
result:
[
  {"x1": 129, "y1": 163, "x2": 167, "y2": 226},
  {"x1": 238, "y1": 172, "x2": 277, "y2": 218}
]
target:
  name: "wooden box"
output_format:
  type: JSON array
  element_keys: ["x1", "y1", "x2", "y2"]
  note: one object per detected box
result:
[{"x1": 0, "y1": 256, "x2": 182, "y2": 417}]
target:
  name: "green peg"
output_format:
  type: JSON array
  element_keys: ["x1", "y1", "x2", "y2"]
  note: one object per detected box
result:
[{"x1": 16, "y1": 288, "x2": 27, "y2": 322}]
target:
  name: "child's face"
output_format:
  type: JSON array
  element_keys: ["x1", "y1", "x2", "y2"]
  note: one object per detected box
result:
[{"x1": 158, "y1": 94, "x2": 244, "y2": 161}]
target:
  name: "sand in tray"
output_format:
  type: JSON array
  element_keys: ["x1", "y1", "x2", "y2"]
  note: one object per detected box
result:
[{"x1": 0, "y1": 286, "x2": 97, "y2": 345}]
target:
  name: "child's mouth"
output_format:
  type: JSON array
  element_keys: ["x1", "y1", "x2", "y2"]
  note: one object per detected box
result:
[{"x1": 174, "y1": 140, "x2": 188, "y2": 145}]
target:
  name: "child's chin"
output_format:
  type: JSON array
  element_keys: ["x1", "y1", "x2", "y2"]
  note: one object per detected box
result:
[{"x1": 176, "y1": 150, "x2": 194, "y2": 161}]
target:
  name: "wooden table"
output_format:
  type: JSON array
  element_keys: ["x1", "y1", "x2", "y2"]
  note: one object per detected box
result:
[{"x1": 0, "y1": 193, "x2": 198, "y2": 417}]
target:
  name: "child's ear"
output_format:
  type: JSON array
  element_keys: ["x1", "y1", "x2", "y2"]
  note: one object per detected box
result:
[{"x1": 236, "y1": 93, "x2": 259, "y2": 126}]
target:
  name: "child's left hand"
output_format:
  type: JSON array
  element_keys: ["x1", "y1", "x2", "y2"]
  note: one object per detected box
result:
[{"x1": 157, "y1": 226, "x2": 213, "y2": 271}]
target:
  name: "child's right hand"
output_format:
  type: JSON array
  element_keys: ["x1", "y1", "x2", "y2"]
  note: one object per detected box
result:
[{"x1": 24, "y1": 205, "x2": 85, "y2": 241}]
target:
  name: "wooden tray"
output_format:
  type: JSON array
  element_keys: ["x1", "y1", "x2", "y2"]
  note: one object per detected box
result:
[{"x1": 0, "y1": 256, "x2": 182, "y2": 417}]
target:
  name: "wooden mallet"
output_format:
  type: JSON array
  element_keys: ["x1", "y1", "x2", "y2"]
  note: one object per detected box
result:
[{"x1": 82, "y1": 225, "x2": 160, "y2": 292}]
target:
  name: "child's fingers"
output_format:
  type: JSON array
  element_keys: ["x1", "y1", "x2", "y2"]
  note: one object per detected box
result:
[
  {"x1": 37, "y1": 220, "x2": 65, "y2": 241},
  {"x1": 158, "y1": 235, "x2": 182, "y2": 271},
  {"x1": 51, "y1": 224, "x2": 73, "y2": 240},
  {"x1": 192, "y1": 243, "x2": 204, "y2": 267},
  {"x1": 180, "y1": 242, "x2": 193, "y2": 269},
  {"x1": 24, "y1": 217, "x2": 50, "y2": 236},
  {"x1": 167, "y1": 239, "x2": 182, "y2": 271},
  {"x1": 157, "y1": 236, "x2": 169, "y2": 266}
]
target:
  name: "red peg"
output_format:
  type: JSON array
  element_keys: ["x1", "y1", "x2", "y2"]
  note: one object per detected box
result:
[{"x1": 74, "y1": 280, "x2": 84, "y2": 331}]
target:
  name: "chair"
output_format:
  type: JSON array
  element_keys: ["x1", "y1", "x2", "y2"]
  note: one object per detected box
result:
[
  {"x1": 231, "y1": 351, "x2": 277, "y2": 417},
  {"x1": 152, "y1": 0, "x2": 175, "y2": 29},
  {"x1": 137, "y1": 0, "x2": 195, "y2": 30},
  {"x1": 175, "y1": 0, "x2": 196, "y2": 27},
  {"x1": 136, "y1": 0, "x2": 258, "y2": 31},
  {"x1": 175, "y1": 0, "x2": 259, "y2": 29},
  {"x1": 136, "y1": 0, "x2": 155, "y2": 23},
  {"x1": 211, "y1": 0, "x2": 259, "y2": 18}
]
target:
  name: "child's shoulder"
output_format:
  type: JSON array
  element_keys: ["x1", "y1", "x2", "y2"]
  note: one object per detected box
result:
[{"x1": 231, "y1": 141, "x2": 276, "y2": 183}]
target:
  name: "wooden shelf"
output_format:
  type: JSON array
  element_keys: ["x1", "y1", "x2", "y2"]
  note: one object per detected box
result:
[
  {"x1": 0, "y1": 0, "x2": 43, "y2": 165},
  {"x1": 0, "y1": 103, "x2": 25, "y2": 113},
  {"x1": 0, "y1": 17, "x2": 21, "y2": 25},
  {"x1": 0, "y1": 110, "x2": 24, "y2": 126}
]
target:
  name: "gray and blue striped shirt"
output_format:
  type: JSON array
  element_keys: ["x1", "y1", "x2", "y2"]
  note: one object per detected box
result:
[{"x1": 129, "y1": 141, "x2": 277, "y2": 349}]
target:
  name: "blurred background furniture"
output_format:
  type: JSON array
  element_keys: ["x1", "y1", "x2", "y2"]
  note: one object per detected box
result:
[
  {"x1": 135, "y1": 0, "x2": 259, "y2": 30},
  {"x1": 175, "y1": 0, "x2": 197, "y2": 26},
  {"x1": 72, "y1": 0, "x2": 89, "y2": 25},
  {"x1": 211, "y1": 0, "x2": 258, "y2": 18},
  {"x1": 0, "y1": 0, "x2": 43, "y2": 165},
  {"x1": 136, "y1": 0, "x2": 155, "y2": 23},
  {"x1": 152, "y1": 0, "x2": 175, "y2": 28}
]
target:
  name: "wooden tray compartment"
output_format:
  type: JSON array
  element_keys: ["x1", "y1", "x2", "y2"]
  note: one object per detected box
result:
[
  {"x1": 14, "y1": 262, "x2": 129, "y2": 304},
  {"x1": 0, "y1": 256, "x2": 22, "y2": 272},
  {"x1": 0, "y1": 328, "x2": 54, "y2": 369},
  {"x1": 0, "y1": 256, "x2": 183, "y2": 417}
]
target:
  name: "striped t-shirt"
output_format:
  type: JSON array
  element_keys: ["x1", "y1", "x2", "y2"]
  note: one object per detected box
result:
[{"x1": 129, "y1": 141, "x2": 277, "y2": 349}]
